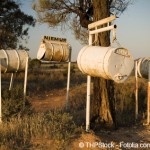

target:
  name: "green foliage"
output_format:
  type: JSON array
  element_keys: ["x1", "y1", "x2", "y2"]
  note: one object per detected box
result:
[
  {"x1": 44, "y1": 110, "x2": 77, "y2": 141},
  {"x1": 29, "y1": 58, "x2": 41, "y2": 70},
  {"x1": 0, "y1": 0, "x2": 35, "y2": 49},
  {"x1": 2, "y1": 84, "x2": 33, "y2": 120}
]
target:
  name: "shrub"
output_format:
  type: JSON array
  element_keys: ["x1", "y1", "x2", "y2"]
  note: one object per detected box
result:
[
  {"x1": 0, "y1": 110, "x2": 81, "y2": 150},
  {"x1": 2, "y1": 84, "x2": 33, "y2": 120}
]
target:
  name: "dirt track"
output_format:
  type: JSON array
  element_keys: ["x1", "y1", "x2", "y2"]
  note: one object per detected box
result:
[{"x1": 29, "y1": 84, "x2": 150, "y2": 150}]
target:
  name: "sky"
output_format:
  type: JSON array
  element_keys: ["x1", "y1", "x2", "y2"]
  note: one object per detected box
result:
[{"x1": 21, "y1": 0, "x2": 150, "y2": 61}]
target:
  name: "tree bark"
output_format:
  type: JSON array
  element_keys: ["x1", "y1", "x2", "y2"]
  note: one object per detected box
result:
[{"x1": 91, "y1": 0, "x2": 116, "y2": 129}]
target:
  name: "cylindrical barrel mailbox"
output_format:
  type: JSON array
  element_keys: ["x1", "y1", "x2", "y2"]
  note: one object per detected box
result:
[
  {"x1": 136, "y1": 58, "x2": 150, "y2": 79},
  {"x1": 37, "y1": 39, "x2": 70, "y2": 62},
  {"x1": 77, "y1": 46, "x2": 134, "y2": 83},
  {"x1": 0, "y1": 49, "x2": 28, "y2": 73}
]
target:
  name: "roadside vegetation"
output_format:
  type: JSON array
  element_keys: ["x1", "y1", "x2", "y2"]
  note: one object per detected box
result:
[{"x1": 0, "y1": 62, "x2": 148, "y2": 149}]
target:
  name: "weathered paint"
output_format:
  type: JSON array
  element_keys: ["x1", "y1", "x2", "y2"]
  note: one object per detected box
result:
[
  {"x1": 77, "y1": 46, "x2": 134, "y2": 83},
  {"x1": 37, "y1": 39, "x2": 70, "y2": 62},
  {"x1": 0, "y1": 50, "x2": 28, "y2": 73},
  {"x1": 136, "y1": 58, "x2": 150, "y2": 79}
]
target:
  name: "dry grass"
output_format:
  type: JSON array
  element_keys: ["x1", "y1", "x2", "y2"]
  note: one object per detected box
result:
[
  {"x1": 0, "y1": 63, "x2": 148, "y2": 149},
  {"x1": 0, "y1": 111, "x2": 81, "y2": 150}
]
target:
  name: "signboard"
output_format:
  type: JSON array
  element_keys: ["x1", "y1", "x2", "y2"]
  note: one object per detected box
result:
[{"x1": 43, "y1": 36, "x2": 67, "y2": 42}]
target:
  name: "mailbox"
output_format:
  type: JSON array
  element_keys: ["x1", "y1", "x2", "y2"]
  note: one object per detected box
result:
[
  {"x1": 37, "y1": 36, "x2": 71, "y2": 62},
  {"x1": 0, "y1": 49, "x2": 28, "y2": 73},
  {"x1": 77, "y1": 46, "x2": 134, "y2": 83},
  {"x1": 136, "y1": 58, "x2": 150, "y2": 79}
]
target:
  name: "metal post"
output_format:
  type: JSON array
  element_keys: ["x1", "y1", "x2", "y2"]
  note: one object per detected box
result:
[
  {"x1": 66, "y1": 49, "x2": 71, "y2": 111},
  {"x1": 9, "y1": 73, "x2": 14, "y2": 91},
  {"x1": 135, "y1": 61, "x2": 138, "y2": 121},
  {"x1": 0, "y1": 59, "x2": 2, "y2": 123},
  {"x1": 147, "y1": 62, "x2": 150, "y2": 124},
  {"x1": 23, "y1": 57, "x2": 28, "y2": 108},
  {"x1": 86, "y1": 75, "x2": 91, "y2": 131},
  {"x1": 86, "y1": 34, "x2": 92, "y2": 132}
]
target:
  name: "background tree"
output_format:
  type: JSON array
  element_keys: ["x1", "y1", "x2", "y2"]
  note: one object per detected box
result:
[
  {"x1": 33, "y1": 0, "x2": 132, "y2": 129},
  {"x1": 0, "y1": 0, "x2": 35, "y2": 50}
]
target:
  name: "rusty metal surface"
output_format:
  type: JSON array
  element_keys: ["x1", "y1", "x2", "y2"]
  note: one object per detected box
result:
[
  {"x1": 0, "y1": 49, "x2": 28, "y2": 73},
  {"x1": 77, "y1": 46, "x2": 134, "y2": 83},
  {"x1": 37, "y1": 39, "x2": 70, "y2": 62}
]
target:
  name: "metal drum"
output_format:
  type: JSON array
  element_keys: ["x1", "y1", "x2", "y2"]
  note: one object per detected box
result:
[
  {"x1": 0, "y1": 49, "x2": 28, "y2": 73},
  {"x1": 37, "y1": 36, "x2": 70, "y2": 62},
  {"x1": 136, "y1": 58, "x2": 150, "y2": 79},
  {"x1": 77, "y1": 46, "x2": 134, "y2": 83}
]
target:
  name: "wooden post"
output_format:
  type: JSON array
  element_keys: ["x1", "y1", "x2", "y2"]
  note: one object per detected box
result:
[
  {"x1": 135, "y1": 61, "x2": 138, "y2": 121},
  {"x1": 147, "y1": 62, "x2": 150, "y2": 124},
  {"x1": 23, "y1": 57, "x2": 28, "y2": 108}
]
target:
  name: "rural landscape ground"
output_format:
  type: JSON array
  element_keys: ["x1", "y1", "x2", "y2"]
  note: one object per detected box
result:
[
  {"x1": 30, "y1": 81, "x2": 150, "y2": 150},
  {"x1": 1, "y1": 62, "x2": 150, "y2": 150}
]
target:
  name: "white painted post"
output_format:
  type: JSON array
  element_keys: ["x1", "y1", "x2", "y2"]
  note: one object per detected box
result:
[
  {"x1": 86, "y1": 75, "x2": 91, "y2": 131},
  {"x1": 66, "y1": 49, "x2": 71, "y2": 111},
  {"x1": 88, "y1": 15, "x2": 116, "y2": 29},
  {"x1": 89, "y1": 25, "x2": 117, "y2": 35},
  {"x1": 86, "y1": 34, "x2": 92, "y2": 132},
  {"x1": 23, "y1": 57, "x2": 28, "y2": 108},
  {"x1": 147, "y1": 62, "x2": 150, "y2": 124},
  {"x1": 9, "y1": 73, "x2": 14, "y2": 91},
  {"x1": 0, "y1": 59, "x2": 2, "y2": 123},
  {"x1": 135, "y1": 61, "x2": 138, "y2": 121}
]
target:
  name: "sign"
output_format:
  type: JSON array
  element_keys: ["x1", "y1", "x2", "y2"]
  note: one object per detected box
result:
[{"x1": 43, "y1": 36, "x2": 67, "y2": 42}]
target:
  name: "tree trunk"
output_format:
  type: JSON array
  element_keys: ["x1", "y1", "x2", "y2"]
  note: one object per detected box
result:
[{"x1": 91, "y1": 0, "x2": 116, "y2": 129}]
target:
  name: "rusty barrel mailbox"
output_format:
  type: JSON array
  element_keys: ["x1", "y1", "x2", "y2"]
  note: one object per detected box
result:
[
  {"x1": 37, "y1": 36, "x2": 71, "y2": 62},
  {"x1": 136, "y1": 58, "x2": 150, "y2": 79},
  {"x1": 77, "y1": 46, "x2": 134, "y2": 83},
  {"x1": 0, "y1": 49, "x2": 28, "y2": 73}
]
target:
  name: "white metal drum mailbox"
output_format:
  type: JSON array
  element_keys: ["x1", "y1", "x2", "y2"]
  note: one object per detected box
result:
[
  {"x1": 136, "y1": 58, "x2": 150, "y2": 79},
  {"x1": 0, "y1": 49, "x2": 29, "y2": 123},
  {"x1": 37, "y1": 36, "x2": 70, "y2": 62},
  {"x1": 77, "y1": 46, "x2": 134, "y2": 83},
  {"x1": 0, "y1": 49, "x2": 28, "y2": 73},
  {"x1": 37, "y1": 36, "x2": 72, "y2": 111}
]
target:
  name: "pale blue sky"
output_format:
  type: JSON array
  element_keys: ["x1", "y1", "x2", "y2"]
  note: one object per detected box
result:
[{"x1": 21, "y1": 0, "x2": 150, "y2": 61}]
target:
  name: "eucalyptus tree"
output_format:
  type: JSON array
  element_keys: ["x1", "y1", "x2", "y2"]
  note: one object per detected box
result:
[{"x1": 0, "y1": 0, "x2": 35, "y2": 50}]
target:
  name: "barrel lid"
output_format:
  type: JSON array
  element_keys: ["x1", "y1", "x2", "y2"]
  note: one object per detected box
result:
[
  {"x1": 107, "y1": 48, "x2": 134, "y2": 83},
  {"x1": 37, "y1": 44, "x2": 46, "y2": 60}
]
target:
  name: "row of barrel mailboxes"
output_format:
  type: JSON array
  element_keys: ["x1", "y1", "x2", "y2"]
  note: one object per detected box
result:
[{"x1": 0, "y1": 39, "x2": 149, "y2": 82}]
